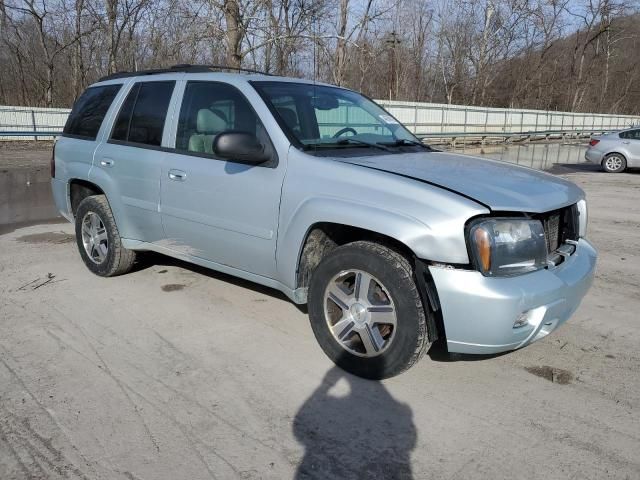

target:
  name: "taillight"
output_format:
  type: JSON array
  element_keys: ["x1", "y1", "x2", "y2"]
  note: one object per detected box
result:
[
  {"x1": 589, "y1": 139, "x2": 600, "y2": 147},
  {"x1": 51, "y1": 142, "x2": 56, "y2": 178}
]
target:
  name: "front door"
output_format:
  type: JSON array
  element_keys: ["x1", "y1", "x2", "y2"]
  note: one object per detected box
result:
[{"x1": 160, "y1": 81, "x2": 284, "y2": 278}]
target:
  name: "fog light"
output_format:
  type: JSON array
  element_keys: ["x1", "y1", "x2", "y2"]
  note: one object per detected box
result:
[{"x1": 513, "y1": 312, "x2": 530, "y2": 328}]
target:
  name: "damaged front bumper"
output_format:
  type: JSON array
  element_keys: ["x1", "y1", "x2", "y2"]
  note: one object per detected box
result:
[{"x1": 429, "y1": 239, "x2": 597, "y2": 355}]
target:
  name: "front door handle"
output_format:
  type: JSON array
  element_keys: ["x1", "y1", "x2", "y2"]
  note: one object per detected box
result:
[
  {"x1": 168, "y1": 169, "x2": 187, "y2": 181},
  {"x1": 622, "y1": 141, "x2": 630, "y2": 144},
  {"x1": 100, "y1": 158, "x2": 114, "y2": 167}
]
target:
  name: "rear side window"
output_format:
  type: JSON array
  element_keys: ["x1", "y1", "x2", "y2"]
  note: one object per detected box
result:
[
  {"x1": 111, "y1": 81, "x2": 175, "y2": 147},
  {"x1": 620, "y1": 129, "x2": 640, "y2": 140},
  {"x1": 63, "y1": 84, "x2": 122, "y2": 139}
]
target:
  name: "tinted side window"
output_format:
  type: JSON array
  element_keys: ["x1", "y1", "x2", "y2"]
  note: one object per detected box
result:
[
  {"x1": 110, "y1": 81, "x2": 175, "y2": 147},
  {"x1": 620, "y1": 130, "x2": 640, "y2": 140},
  {"x1": 176, "y1": 81, "x2": 266, "y2": 155},
  {"x1": 63, "y1": 84, "x2": 122, "y2": 139},
  {"x1": 111, "y1": 83, "x2": 139, "y2": 141}
]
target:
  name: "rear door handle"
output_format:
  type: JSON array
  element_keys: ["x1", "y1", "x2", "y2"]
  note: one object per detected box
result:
[
  {"x1": 168, "y1": 169, "x2": 187, "y2": 181},
  {"x1": 100, "y1": 158, "x2": 114, "y2": 167},
  {"x1": 622, "y1": 141, "x2": 630, "y2": 144}
]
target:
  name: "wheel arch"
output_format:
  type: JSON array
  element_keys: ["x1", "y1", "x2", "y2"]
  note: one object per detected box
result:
[
  {"x1": 69, "y1": 178, "x2": 105, "y2": 216},
  {"x1": 295, "y1": 222, "x2": 417, "y2": 290},
  {"x1": 294, "y1": 223, "x2": 443, "y2": 343},
  {"x1": 603, "y1": 151, "x2": 628, "y2": 160}
]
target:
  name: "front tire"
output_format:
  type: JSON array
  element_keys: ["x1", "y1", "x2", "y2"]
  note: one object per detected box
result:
[
  {"x1": 75, "y1": 195, "x2": 136, "y2": 277},
  {"x1": 602, "y1": 153, "x2": 627, "y2": 173},
  {"x1": 308, "y1": 241, "x2": 432, "y2": 379}
]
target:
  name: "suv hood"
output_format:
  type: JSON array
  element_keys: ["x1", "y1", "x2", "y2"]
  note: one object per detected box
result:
[{"x1": 340, "y1": 151, "x2": 584, "y2": 213}]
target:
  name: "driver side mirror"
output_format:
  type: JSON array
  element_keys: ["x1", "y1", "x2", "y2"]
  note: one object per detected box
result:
[{"x1": 213, "y1": 132, "x2": 271, "y2": 165}]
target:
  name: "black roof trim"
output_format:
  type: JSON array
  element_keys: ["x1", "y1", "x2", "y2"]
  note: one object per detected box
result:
[{"x1": 98, "y1": 64, "x2": 273, "y2": 82}]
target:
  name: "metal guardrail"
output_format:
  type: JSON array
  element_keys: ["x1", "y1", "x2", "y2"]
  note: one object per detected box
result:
[
  {"x1": 415, "y1": 128, "x2": 619, "y2": 144},
  {"x1": 0, "y1": 131, "x2": 62, "y2": 136},
  {"x1": 0, "y1": 128, "x2": 616, "y2": 147}
]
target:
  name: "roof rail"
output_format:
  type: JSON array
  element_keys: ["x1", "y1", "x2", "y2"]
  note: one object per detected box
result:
[{"x1": 98, "y1": 64, "x2": 273, "y2": 82}]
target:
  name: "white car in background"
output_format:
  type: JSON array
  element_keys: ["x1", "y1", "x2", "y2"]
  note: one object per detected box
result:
[{"x1": 586, "y1": 127, "x2": 640, "y2": 173}]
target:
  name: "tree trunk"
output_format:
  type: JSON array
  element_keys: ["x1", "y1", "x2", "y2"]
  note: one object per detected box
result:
[
  {"x1": 223, "y1": 0, "x2": 243, "y2": 68},
  {"x1": 106, "y1": 0, "x2": 118, "y2": 73},
  {"x1": 333, "y1": 0, "x2": 349, "y2": 86}
]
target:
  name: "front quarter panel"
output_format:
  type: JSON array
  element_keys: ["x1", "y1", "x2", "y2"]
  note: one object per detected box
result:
[{"x1": 276, "y1": 149, "x2": 489, "y2": 289}]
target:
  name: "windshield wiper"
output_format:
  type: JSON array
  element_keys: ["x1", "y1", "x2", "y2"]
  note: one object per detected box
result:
[
  {"x1": 335, "y1": 138, "x2": 392, "y2": 151},
  {"x1": 378, "y1": 138, "x2": 434, "y2": 150},
  {"x1": 303, "y1": 138, "x2": 392, "y2": 152}
]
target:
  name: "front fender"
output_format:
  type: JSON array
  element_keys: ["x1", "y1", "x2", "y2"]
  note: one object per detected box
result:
[{"x1": 276, "y1": 196, "x2": 477, "y2": 290}]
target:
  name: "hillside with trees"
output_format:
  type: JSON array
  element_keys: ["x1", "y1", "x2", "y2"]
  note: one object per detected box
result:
[{"x1": 0, "y1": 0, "x2": 638, "y2": 114}]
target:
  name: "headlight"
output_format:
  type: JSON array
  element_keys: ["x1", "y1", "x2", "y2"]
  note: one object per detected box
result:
[
  {"x1": 577, "y1": 199, "x2": 588, "y2": 237},
  {"x1": 469, "y1": 218, "x2": 547, "y2": 277}
]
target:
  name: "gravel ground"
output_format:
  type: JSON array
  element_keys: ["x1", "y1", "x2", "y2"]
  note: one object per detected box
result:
[{"x1": 0, "y1": 144, "x2": 639, "y2": 479}]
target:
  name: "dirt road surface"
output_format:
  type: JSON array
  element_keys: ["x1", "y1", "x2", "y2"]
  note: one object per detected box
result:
[{"x1": 1, "y1": 144, "x2": 639, "y2": 479}]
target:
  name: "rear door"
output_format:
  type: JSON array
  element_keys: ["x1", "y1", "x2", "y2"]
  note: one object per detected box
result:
[
  {"x1": 92, "y1": 79, "x2": 177, "y2": 242},
  {"x1": 56, "y1": 83, "x2": 123, "y2": 202},
  {"x1": 159, "y1": 80, "x2": 284, "y2": 278}
]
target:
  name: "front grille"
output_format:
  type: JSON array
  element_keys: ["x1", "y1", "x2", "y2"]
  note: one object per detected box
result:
[
  {"x1": 544, "y1": 213, "x2": 561, "y2": 252},
  {"x1": 538, "y1": 205, "x2": 579, "y2": 255}
]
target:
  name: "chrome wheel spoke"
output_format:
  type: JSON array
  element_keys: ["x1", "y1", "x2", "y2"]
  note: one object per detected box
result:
[
  {"x1": 90, "y1": 213, "x2": 100, "y2": 232},
  {"x1": 331, "y1": 316, "x2": 356, "y2": 340},
  {"x1": 326, "y1": 284, "x2": 351, "y2": 311},
  {"x1": 91, "y1": 244, "x2": 104, "y2": 262},
  {"x1": 354, "y1": 271, "x2": 374, "y2": 302},
  {"x1": 360, "y1": 324, "x2": 384, "y2": 355},
  {"x1": 95, "y1": 229, "x2": 108, "y2": 244},
  {"x1": 368, "y1": 306, "x2": 396, "y2": 326}
]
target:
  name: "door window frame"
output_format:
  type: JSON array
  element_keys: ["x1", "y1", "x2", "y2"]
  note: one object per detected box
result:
[
  {"x1": 106, "y1": 78, "x2": 178, "y2": 151},
  {"x1": 166, "y1": 80, "x2": 278, "y2": 168}
]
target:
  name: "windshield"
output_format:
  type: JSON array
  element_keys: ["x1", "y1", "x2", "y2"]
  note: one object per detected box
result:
[{"x1": 251, "y1": 81, "x2": 422, "y2": 153}]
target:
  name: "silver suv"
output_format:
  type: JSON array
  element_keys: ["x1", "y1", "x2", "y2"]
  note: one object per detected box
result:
[{"x1": 51, "y1": 65, "x2": 597, "y2": 379}]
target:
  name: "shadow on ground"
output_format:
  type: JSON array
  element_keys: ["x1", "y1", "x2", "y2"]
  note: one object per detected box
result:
[{"x1": 292, "y1": 353, "x2": 416, "y2": 479}]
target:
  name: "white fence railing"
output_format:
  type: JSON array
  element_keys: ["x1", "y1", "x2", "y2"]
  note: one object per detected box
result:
[
  {"x1": 0, "y1": 105, "x2": 71, "y2": 140},
  {"x1": 1, "y1": 102, "x2": 639, "y2": 141},
  {"x1": 376, "y1": 100, "x2": 640, "y2": 137}
]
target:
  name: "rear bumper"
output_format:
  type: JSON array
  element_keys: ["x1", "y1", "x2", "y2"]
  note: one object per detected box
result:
[
  {"x1": 429, "y1": 239, "x2": 597, "y2": 354},
  {"x1": 585, "y1": 148, "x2": 603, "y2": 164}
]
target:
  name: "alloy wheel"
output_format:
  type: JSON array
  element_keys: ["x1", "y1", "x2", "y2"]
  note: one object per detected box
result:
[
  {"x1": 604, "y1": 155, "x2": 624, "y2": 171},
  {"x1": 81, "y1": 212, "x2": 109, "y2": 264},
  {"x1": 323, "y1": 269, "x2": 397, "y2": 357}
]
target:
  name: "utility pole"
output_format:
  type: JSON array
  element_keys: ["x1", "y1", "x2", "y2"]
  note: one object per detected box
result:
[{"x1": 385, "y1": 31, "x2": 401, "y2": 100}]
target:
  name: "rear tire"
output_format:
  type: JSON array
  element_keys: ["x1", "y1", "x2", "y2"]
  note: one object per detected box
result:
[
  {"x1": 602, "y1": 153, "x2": 626, "y2": 173},
  {"x1": 75, "y1": 195, "x2": 136, "y2": 277},
  {"x1": 308, "y1": 241, "x2": 432, "y2": 379}
]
